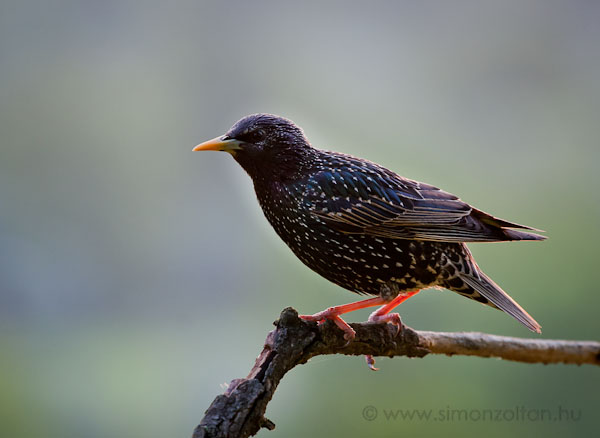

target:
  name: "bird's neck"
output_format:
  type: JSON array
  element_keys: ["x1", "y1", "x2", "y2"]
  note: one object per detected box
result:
[{"x1": 234, "y1": 146, "x2": 317, "y2": 188}]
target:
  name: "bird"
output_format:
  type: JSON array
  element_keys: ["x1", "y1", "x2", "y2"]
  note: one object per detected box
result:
[{"x1": 193, "y1": 113, "x2": 545, "y2": 370}]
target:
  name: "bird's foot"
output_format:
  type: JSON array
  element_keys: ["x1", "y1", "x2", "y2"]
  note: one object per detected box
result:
[
  {"x1": 367, "y1": 311, "x2": 403, "y2": 336},
  {"x1": 365, "y1": 355, "x2": 379, "y2": 371},
  {"x1": 300, "y1": 308, "x2": 356, "y2": 342},
  {"x1": 298, "y1": 294, "x2": 416, "y2": 357},
  {"x1": 364, "y1": 311, "x2": 404, "y2": 371}
]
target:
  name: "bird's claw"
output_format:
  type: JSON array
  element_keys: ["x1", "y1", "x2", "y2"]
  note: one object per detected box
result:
[
  {"x1": 300, "y1": 310, "x2": 356, "y2": 343},
  {"x1": 365, "y1": 355, "x2": 379, "y2": 371},
  {"x1": 363, "y1": 312, "x2": 403, "y2": 369},
  {"x1": 368, "y1": 311, "x2": 403, "y2": 335}
]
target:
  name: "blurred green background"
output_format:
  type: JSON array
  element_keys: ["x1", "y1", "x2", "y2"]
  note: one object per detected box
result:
[{"x1": 1, "y1": 1, "x2": 599, "y2": 437}]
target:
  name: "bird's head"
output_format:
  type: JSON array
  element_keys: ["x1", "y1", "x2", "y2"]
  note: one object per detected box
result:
[{"x1": 194, "y1": 113, "x2": 315, "y2": 182}]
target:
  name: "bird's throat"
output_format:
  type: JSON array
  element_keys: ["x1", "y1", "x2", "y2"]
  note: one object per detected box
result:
[{"x1": 234, "y1": 146, "x2": 316, "y2": 185}]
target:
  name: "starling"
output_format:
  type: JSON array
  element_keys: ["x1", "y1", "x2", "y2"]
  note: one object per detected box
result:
[{"x1": 194, "y1": 114, "x2": 545, "y2": 370}]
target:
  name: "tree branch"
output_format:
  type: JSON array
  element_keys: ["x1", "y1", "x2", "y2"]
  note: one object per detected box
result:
[{"x1": 193, "y1": 307, "x2": 600, "y2": 438}]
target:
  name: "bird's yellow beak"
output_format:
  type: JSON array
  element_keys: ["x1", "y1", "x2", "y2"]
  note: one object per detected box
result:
[{"x1": 193, "y1": 136, "x2": 243, "y2": 155}]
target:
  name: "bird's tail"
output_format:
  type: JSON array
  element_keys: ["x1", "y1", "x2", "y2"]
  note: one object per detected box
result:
[
  {"x1": 459, "y1": 270, "x2": 542, "y2": 333},
  {"x1": 501, "y1": 228, "x2": 547, "y2": 241},
  {"x1": 471, "y1": 208, "x2": 547, "y2": 241}
]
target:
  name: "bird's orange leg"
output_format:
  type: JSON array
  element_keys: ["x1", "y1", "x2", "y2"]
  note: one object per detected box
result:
[
  {"x1": 300, "y1": 297, "x2": 388, "y2": 341},
  {"x1": 365, "y1": 290, "x2": 421, "y2": 370},
  {"x1": 299, "y1": 290, "x2": 420, "y2": 343}
]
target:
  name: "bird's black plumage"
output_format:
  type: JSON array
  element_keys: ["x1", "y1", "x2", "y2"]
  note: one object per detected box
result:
[{"x1": 195, "y1": 113, "x2": 544, "y2": 334}]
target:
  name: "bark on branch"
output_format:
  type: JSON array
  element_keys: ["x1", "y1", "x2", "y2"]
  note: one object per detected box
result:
[{"x1": 193, "y1": 307, "x2": 600, "y2": 438}]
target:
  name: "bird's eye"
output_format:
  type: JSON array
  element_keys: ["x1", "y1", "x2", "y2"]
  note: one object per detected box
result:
[{"x1": 238, "y1": 129, "x2": 265, "y2": 144}]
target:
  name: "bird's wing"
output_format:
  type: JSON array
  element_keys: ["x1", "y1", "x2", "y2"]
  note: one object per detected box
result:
[{"x1": 304, "y1": 163, "x2": 542, "y2": 242}]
